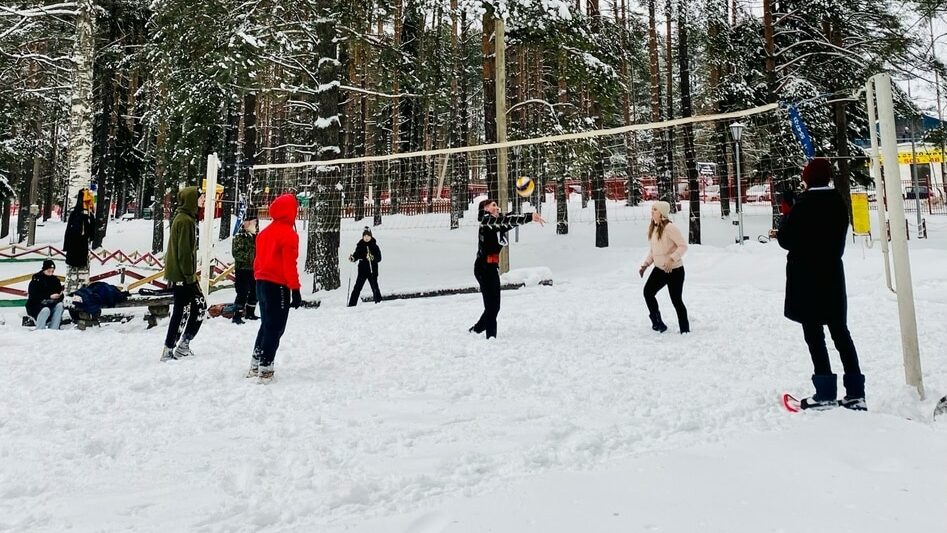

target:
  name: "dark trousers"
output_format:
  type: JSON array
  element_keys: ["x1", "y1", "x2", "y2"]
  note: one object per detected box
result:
[
  {"x1": 348, "y1": 269, "x2": 381, "y2": 306},
  {"x1": 473, "y1": 260, "x2": 501, "y2": 338},
  {"x1": 164, "y1": 283, "x2": 206, "y2": 348},
  {"x1": 643, "y1": 266, "x2": 689, "y2": 331},
  {"x1": 253, "y1": 280, "x2": 291, "y2": 370},
  {"x1": 802, "y1": 322, "x2": 860, "y2": 375},
  {"x1": 234, "y1": 269, "x2": 257, "y2": 310}
]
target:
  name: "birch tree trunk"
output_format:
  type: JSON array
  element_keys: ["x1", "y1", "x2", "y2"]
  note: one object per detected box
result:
[{"x1": 66, "y1": 0, "x2": 96, "y2": 208}]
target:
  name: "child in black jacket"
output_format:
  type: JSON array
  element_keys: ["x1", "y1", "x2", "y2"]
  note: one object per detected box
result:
[{"x1": 347, "y1": 227, "x2": 383, "y2": 306}]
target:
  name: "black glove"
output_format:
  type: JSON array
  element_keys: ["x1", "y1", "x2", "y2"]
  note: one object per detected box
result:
[{"x1": 291, "y1": 289, "x2": 302, "y2": 309}]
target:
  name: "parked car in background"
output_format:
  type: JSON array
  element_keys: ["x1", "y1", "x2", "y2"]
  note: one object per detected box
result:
[
  {"x1": 904, "y1": 186, "x2": 930, "y2": 200},
  {"x1": 746, "y1": 184, "x2": 771, "y2": 202}
]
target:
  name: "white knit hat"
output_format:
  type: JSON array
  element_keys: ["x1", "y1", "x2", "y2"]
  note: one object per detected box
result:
[{"x1": 653, "y1": 201, "x2": 671, "y2": 219}]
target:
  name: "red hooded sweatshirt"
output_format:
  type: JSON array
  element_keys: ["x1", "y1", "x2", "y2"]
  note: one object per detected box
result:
[{"x1": 253, "y1": 194, "x2": 301, "y2": 290}]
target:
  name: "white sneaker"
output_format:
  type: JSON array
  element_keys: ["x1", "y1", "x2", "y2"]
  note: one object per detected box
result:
[
  {"x1": 173, "y1": 341, "x2": 194, "y2": 358},
  {"x1": 160, "y1": 346, "x2": 177, "y2": 362}
]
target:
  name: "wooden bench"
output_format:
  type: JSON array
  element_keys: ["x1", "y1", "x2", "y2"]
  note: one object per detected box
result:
[{"x1": 71, "y1": 295, "x2": 174, "y2": 330}]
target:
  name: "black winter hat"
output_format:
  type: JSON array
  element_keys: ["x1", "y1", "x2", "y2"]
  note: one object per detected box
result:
[
  {"x1": 362, "y1": 226, "x2": 372, "y2": 237},
  {"x1": 244, "y1": 207, "x2": 258, "y2": 222},
  {"x1": 42, "y1": 259, "x2": 55, "y2": 271}
]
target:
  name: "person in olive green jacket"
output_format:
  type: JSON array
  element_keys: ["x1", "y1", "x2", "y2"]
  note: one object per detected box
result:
[{"x1": 161, "y1": 186, "x2": 207, "y2": 362}]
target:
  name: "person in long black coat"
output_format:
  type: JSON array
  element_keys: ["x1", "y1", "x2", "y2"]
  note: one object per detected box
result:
[
  {"x1": 62, "y1": 189, "x2": 96, "y2": 295},
  {"x1": 347, "y1": 227, "x2": 383, "y2": 306},
  {"x1": 777, "y1": 157, "x2": 865, "y2": 410}
]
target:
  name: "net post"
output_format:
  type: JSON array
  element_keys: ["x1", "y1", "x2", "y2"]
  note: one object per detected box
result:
[
  {"x1": 865, "y1": 79, "x2": 893, "y2": 292},
  {"x1": 874, "y1": 73, "x2": 925, "y2": 399},
  {"x1": 495, "y1": 17, "x2": 510, "y2": 274},
  {"x1": 200, "y1": 153, "x2": 220, "y2": 297}
]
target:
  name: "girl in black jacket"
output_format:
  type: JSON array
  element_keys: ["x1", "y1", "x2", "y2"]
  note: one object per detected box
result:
[
  {"x1": 347, "y1": 227, "x2": 383, "y2": 306},
  {"x1": 470, "y1": 198, "x2": 545, "y2": 338},
  {"x1": 26, "y1": 259, "x2": 65, "y2": 330},
  {"x1": 777, "y1": 158, "x2": 865, "y2": 411}
]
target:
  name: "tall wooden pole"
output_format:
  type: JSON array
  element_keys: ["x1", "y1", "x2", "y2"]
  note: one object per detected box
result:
[{"x1": 496, "y1": 17, "x2": 510, "y2": 273}]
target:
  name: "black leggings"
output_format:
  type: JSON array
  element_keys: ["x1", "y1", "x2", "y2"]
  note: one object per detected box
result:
[
  {"x1": 348, "y1": 271, "x2": 382, "y2": 306},
  {"x1": 473, "y1": 260, "x2": 501, "y2": 338},
  {"x1": 234, "y1": 269, "x2": 257, "y2": 309},
  {"x1": 802, "y1": 322, "x2": 860, "y2": 375},
  {"x1": 164, "y1": 283, "x2": 206, "y2": 348},
  {"x1": 643, "y1": 266, "x2": 689, "y2": 331}
]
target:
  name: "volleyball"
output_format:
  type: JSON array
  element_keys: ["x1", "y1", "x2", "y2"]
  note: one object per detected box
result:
[{"x1": 515, "y1": 176, "x2": 535, "y2": 198}]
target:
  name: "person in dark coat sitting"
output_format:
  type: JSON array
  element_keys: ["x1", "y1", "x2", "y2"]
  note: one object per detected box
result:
[
  {"x1": 347, "y1": 227, "x2": 383, "y2": 306},
  {"x1": 777, "y1": 158, "x2": 865, "y2": 411},
  {"x1": 26, "y1": 259, "x2": 65, "y2": 330}
]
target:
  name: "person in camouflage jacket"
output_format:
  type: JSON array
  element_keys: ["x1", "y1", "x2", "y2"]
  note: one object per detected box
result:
[{"x1": 231, "y1": 209, "x2": 259, "y2": 324}]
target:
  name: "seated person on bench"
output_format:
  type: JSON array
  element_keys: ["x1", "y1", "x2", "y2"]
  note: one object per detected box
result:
[{"x1": 26, "y1": 260, "x2": 65, "y2": 330}]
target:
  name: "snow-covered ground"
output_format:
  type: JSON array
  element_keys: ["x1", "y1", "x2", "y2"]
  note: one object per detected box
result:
[{"x1": 1, "y1": 199, "x2": 945, "y2": 532}]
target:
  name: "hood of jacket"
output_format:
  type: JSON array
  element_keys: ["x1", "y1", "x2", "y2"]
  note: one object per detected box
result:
[
  {"x1": 176, "y1": 186, "x2": 200, "y2": 218},
  {"x1": 269, "y1": 193, "x2": 299, "y2": 224}
]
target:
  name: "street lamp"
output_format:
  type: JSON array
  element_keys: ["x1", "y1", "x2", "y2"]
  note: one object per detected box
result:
[{"x1": 729, "y1": 121, "x2": 746, "y2": 244}]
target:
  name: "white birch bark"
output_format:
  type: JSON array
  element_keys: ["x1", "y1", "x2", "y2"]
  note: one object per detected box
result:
[{"x1": 66, "y1": 0, "x2": 96, "y2": 206}]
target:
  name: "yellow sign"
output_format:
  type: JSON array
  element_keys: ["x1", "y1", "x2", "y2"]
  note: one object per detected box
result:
[
  {"x1": 875, "y1": 149, "x2": 945, "y2": 165},
  {"x1": 851, "y1": 192, "x2": 870, "y2": 235},
  {"x1": 897, "y1": 150, "x2": 945, "y2": 164},
  {"x1": 200, "y1": 179, "x2": 225, "y2": 195}
]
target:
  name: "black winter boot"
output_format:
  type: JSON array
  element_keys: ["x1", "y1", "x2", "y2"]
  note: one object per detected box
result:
[
  {"x1": 245, "y1": 305, "x2": 259, "y2": 320},
  {"x1": 232, "y1": 309, "x2": 244, "y2": 325},
  {"x1": 839, "y1": 373, "x2": 867, "y2": 411},
  {"x1": 801, "y1": 374, "x2": 837, "y2": 411},
  {"x1": 649, "y1": 312, "x2": 668, "y2": 333}
]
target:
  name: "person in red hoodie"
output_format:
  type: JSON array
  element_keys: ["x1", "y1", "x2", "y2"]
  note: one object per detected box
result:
[{"x1": 249, "y1": 193, "x2": 302, "y2": 383}]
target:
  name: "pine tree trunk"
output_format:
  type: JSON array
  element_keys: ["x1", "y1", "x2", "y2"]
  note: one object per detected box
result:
[
  {"x1": 647, "y1": 0, "x2": 668, "y2": 209},
  {"x1": 66, "y1": 0, "x2": 96, "y2": 208},
  {"x1": 828, "y1": 21, "x2": 852, "y2": 219},
  {"x1": 589, "y1": 0, "x2": 608, "y2": 247},
  {"x1": 678, "y1": 0, "x2": 700, "y2": 244},
  {"x1": 482, "y1": 10, "x2": 498, "y2": 200},
  {"x1": 371, "y1": 18, "x2": 383, "y2": 227},
  {"x1": 17, "y1": 163, "x2": 30, "y2": 243},
  {"x1": 390, "y1": 0, "x2": 403, "y2": 215},
  {"x1": 219, "y1": 99, "x2": 238, "y2": 239},
  {"x1": 663, "y1": 0, "x2": 676, "y2": 212},
  {"x1": 151, "y1": 73, "x2": 168, "y2": 253},
  {"x1": 92, "y1": 26, "x2": 119, "y2": 250},
  {"x1": 619, "y1": 0, "x2": 640, "y2": 207},
  {"x1": 306, "y1": 4, "x2": 342, "y2": 292},
  {"x1": 44, "y1": 118, "x2": 59, "y2": 221},
  {"x1": 708, "y1": 0, "x2": 731, "y2": 217},
  {"x1": 0, "y1": 198, "x2": 10, "y2": 238},
  {"x1": 241, "y1": 91, "x2": 257, "y2": 207},
  {"x1": 449, "y1": 0, "x2": 462, "y2": 229},
  {"x1": 556, "y1": 51, "x2": 568, "y2": 235}
]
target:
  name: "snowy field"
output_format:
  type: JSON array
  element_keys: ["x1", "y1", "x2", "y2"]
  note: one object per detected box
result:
[{"x1": 1, "y1": 199, "x2": 946, "y2": 532}]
